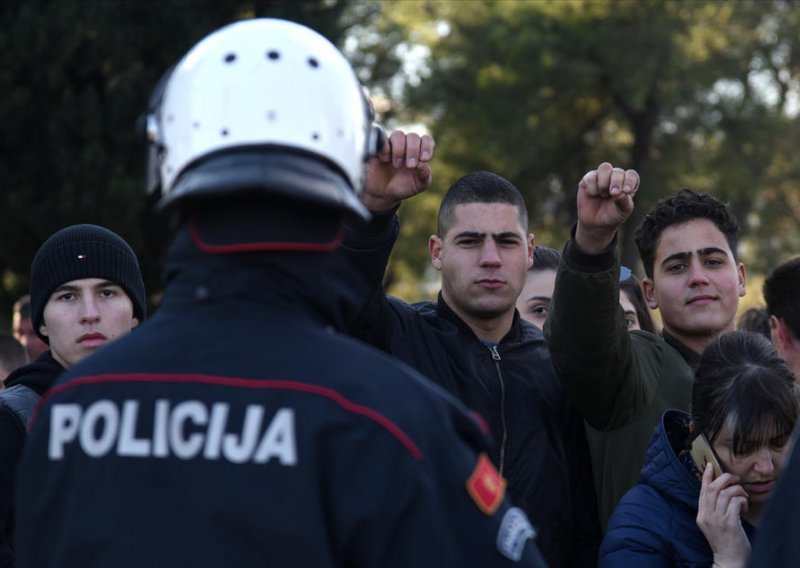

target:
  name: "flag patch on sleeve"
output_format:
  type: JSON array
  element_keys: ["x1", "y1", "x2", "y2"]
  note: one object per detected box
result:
[{"x1": 466, "y1": 453, "x2": 506, "y2": 515}]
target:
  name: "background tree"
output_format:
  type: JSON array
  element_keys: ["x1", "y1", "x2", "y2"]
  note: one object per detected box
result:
[{"x1": 380, "y1": 0, "x2": 800, "y2": 301}]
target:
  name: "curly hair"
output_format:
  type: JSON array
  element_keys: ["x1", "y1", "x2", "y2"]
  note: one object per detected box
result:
[{"x1": 635, "y1": 189, "x2": 740, "y2": 279}]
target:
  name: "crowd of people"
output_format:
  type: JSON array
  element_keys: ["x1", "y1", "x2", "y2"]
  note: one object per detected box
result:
[{"x1": 1, "y1": 16, "x2": 799, "y2": 568}]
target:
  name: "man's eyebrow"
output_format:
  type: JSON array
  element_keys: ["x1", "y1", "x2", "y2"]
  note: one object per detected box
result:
[
  {"x1": 493, "y1": 232, "x2": 523, "y2": 240},
  {"x1": 453, "y1": 230, "x2": 523, "y2": 241},
  {"x1": 660, "y1": 251, "x2": 690, "y2": 267},
  {"x1": 453, "y1": 231, "x2": 483, "y2": 239},
  {"x1": 92, "y1": 280, "x2": 120, "y2": 289},
  {"x1": 661, "y1": 247, "x2": 730, "y2": 267},
  {"x1": 526, "y1": 295, "x2": 551, "y2": 303},
  {"x1": 697, "y1": 247, "x2": 729, "y2": 257}
]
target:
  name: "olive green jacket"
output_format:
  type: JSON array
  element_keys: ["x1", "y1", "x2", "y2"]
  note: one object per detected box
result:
[{"x1": 544, "y1": 236, "x2": 698, "y2": 530}]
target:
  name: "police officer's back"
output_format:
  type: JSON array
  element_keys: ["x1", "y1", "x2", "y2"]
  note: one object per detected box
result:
[{"x1": 15, "y1": 19, "x2": 546, "y2": 567}]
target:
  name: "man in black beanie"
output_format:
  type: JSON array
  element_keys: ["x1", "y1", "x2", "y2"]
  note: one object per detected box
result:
[
  {"x1": 0, "y1": 223, "x2": 144, "y2": 567},
  {"x1": 14, "y1": 19, "x2": 545, "y2": 568}
]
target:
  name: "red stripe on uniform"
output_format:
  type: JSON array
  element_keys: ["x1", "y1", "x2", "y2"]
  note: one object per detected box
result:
[{"x1": 188, "y1": 217, "x2": 344, "y2": 253}]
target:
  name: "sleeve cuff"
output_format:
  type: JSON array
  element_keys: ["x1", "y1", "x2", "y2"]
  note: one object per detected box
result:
[
  {"x1": 343, "y1": 206, "x2": 400, "y2": 249},
  {"x1": 562, "y1": 223, "x2": 618, "y2": 273}
]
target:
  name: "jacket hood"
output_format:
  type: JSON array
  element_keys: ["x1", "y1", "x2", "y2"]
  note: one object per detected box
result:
[
  {"x1": 639, "y1": 409, "x2": 701, "y2": 511},
  {"x1": 3, "y1": 351, "x2": 65, "y2": 395}
]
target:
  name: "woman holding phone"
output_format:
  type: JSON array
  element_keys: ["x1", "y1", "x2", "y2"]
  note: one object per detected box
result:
[{"x1": 600, "y1": 331, "x2": 799, "y2": 567}]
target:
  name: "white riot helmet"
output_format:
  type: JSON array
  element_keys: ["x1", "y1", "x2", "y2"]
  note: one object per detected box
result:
[{"x1": 146, "y1": 19, "x2": 381, "y2": 218}]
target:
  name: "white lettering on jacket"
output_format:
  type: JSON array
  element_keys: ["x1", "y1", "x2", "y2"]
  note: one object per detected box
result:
[{"x1": 48, "y1": 400, "x2": 297, "y2": 465}]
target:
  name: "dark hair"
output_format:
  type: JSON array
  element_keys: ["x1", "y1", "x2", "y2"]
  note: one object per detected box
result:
[
  {"x1": 437, "y1": 171, "x2": 528, "y2": 236},
  {"x1": 0, "y1": 332, "x2": 27, "y2": 374},
  {"x1": 620, "y1": 273, "x2": 656, "y2": 334},
  {"x1": 736, "y1": 307, "x2": 772, "y2": 340},
  {"x1": 635, "y1": 189, "x2": 740, "y2": 279},
  {"x1": 691, "y1": 331, "x2": 798, "y2": 457},
  {"x1": 531, "y1": 245, "x2": 560, "y2": 273},
  {"x1": 764, "y1": 257, "x2": 800, "y2": 340}
]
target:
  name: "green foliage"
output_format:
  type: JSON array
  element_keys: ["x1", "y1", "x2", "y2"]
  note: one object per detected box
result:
[{"x1": 382, "y1": 0, "x2": 800, "y2": 296}]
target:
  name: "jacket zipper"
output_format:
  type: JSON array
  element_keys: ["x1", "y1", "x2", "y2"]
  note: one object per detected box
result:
[{"x1": 488, "y1": 344, "x2": 507, "y2": 478}]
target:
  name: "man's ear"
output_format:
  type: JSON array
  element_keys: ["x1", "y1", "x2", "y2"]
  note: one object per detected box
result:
[
  {"x1": 642, "y1": 277, "x2": 658, "y2": 310},
  {"x1": 737, "y1": 262, "x2": 747, "y2": 298},
  {"x1": 771, "y1": 315, "x2": 791, "y2": 352},
  {"x1": 39, "y1": 323, "x2": 48, "y2": 338},
  {"x1": 429, "y1": 235, "x2": 443, "y2": 271},
  {"x1": 131, "y1": 317, "x2": 140, "y2": 329}
]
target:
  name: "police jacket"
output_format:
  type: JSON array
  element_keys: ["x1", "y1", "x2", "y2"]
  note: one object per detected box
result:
[
  {"x1": 15, "y1": 225, "x2": 546, "y2": 568},
  {"x1": 343, "y1": 211, "x2": 600, "y2": 568},
  {"x1": 545, "y1": 232, "x2": 697, "y2": 529},
  {"x1": 600, "y1": 410, "x2": 756, "y2": 567},
  {"x1": 0, "y1": 351, "x2": 63, "y2": 567}
]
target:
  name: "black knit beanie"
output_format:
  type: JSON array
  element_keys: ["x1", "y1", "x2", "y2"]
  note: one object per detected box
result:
[{"x1": 30, "y1": 224, "x2": 147, "y2": 342}]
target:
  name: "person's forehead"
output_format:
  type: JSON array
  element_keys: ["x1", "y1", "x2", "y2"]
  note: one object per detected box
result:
[
  {"x1": 654, "y1": 218, "x2": 732, "y2": 259},
  {"x1": 523, "y1": 269, "x2": 557, "y2": 295},
  {"x1": 449, "y1": 202, "x2": 525, "y2": 231},
  {"x1": 619, "y1": 290, "x2": 637, "y2": 312}
]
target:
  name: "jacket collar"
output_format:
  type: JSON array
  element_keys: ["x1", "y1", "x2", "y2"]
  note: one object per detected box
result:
[
  {"x1": 435, "y1": 292, "x2": 522, "y2": 344},
  {"x1": 3, "y1": 351, "x2": 64, "y2": 395},
  {"x1": 162, "y1": 223, "x2": 371, "y2": 333},
  {"x1": 662, "y1": 329, "x2": 702, "y2": 371}
]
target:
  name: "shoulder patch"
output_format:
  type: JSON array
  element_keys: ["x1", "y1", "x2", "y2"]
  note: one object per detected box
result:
[
  {"x1": 466, "y1": 453, "x2": 506, "y2": 515},
  {"x1": 497, "y1": 507, "x2": 536, "y2": 561}
]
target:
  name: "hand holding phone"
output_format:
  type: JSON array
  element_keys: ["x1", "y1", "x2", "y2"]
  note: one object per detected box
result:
[
  {"x1": 690, "y1": 432, "x2": 724, "y2": 478},
  {"x1": 696, "y1": 458, "x2": 750, "y2": 566}
]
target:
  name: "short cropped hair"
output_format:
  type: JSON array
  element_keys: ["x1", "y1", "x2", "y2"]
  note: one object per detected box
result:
[
  {"x1": 531, "y1": 245, "x2": 560, "y2": 273},
  {"x1": 635, "y1": 189, "x2": 740, "y2": 279},
  {"x1": 437, "y1": 171, "x2": 528, "y2": 237},
  {"x1": 764, "y1": 257, "x2": 800, "y2": 340},
  {"x1": 691, "y1": 331, "x2": 798, "y2": 457}
]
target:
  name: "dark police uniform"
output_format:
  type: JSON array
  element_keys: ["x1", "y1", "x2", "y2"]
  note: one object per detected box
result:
[{"x1": 15, "y1": 225, "x2": 546, "y2": 567}]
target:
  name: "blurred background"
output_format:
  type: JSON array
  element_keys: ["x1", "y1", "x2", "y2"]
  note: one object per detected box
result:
[{"x1": 2, "y1": 0, "x2": 798, "y2": 326}]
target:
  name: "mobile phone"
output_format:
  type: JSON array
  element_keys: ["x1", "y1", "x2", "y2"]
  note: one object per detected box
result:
[{"x1": 690, "y1": 432, "x2": 724, "y2": 478}]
